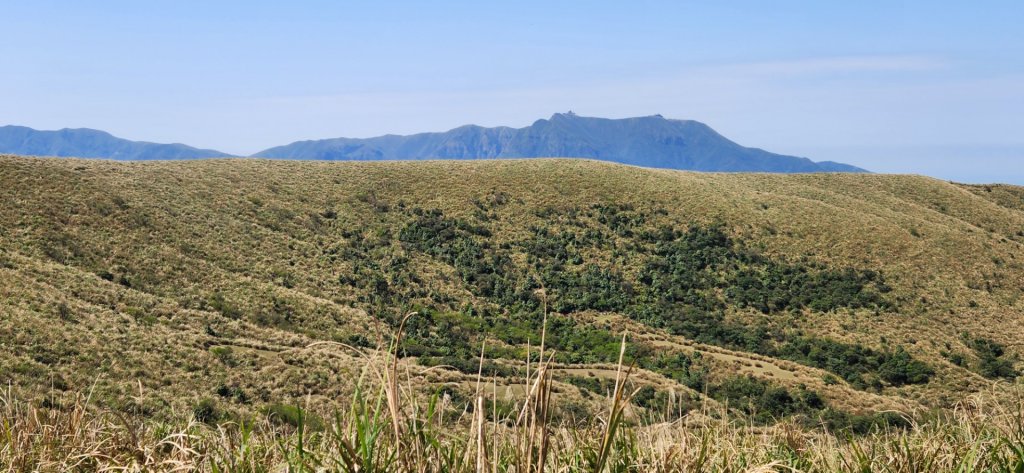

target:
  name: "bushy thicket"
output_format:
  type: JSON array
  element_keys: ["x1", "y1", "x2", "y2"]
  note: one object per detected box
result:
[
  {"x1": 778, "y1": 338, "x2": 934, "y2": 388},
  {"x1": 970, "y1": 337, "x2": 1020, "y2": 380},
  {"x1": 396, "y1": 205, "x2": 893, "y2": 322},
  {"x1": 348, "y1": 202, "x2": 933, "y2": 402}
]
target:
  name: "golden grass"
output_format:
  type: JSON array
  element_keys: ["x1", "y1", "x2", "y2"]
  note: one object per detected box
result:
[
  {"x1": 1, "y1": 154, "x2": 1023, "y2": 435},
  {"x1": 3, "y1": 348, "x2": 1024, "y2": 472}
]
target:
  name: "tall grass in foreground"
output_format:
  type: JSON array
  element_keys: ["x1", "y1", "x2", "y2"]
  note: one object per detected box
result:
[{"x1": 2, "y1": 317, "x2": 1023, "y2": 472}]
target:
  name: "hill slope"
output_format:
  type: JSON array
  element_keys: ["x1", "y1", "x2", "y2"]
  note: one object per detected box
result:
[
  {"x1": 254, "y1": 113, "x2": 867, "y2": 173},
  {"x1": 0, "y1": 155, "x2": 1019, "y2": 425},
  {"x1": 0, "y1": 125, "x2": 232, "y2": 160}
]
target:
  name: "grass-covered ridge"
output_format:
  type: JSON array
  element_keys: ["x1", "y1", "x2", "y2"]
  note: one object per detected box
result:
[{"x1": 1, "y1": 155, "x2": 1022, "y2": 430}]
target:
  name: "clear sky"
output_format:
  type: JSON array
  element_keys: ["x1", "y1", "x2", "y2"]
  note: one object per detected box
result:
[{"x1": 3, "y1": 1, "x2": 1022, "y2": 183}]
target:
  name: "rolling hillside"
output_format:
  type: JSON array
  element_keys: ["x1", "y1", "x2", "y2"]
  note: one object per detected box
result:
[{"x1": 0, "y1": 154, "x2": 1020, "y2": 427}]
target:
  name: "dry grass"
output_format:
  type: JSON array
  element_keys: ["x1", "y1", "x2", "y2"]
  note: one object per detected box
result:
[
  {"x1": 2, "y1": 155, "x2": 1024, "y2": 471},
  {"x1": 3, "y1": 350, "x2": 1024, "y2": 472}
]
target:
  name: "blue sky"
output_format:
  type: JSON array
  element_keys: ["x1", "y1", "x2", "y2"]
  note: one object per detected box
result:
[{"x1": 2, "y1": 1, "x2": 1022, "y2": 183}]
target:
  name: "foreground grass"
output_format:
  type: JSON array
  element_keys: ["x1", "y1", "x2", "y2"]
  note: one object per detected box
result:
[
  {"x1": 5, "y1": 388, "x2": 1024, "y2": 472},
  {"x1": 3, "y1": 343, "x2": 1023, "y2": 473}
]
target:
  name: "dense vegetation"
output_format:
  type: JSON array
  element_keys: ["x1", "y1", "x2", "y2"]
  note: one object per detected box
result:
[
  {"x1": 777, "y1": 338, "x2": 934, "y2": 389},
  {"x1": 195, "y1": 196, "x2": 929, "y2": 427},
  {"x1": 187, "y1": 193, "x2": 934, "y2": 426},
  {"x1": 382, "y1": 202, "x2": 930, "y2": 396},
  {"x1": 970, "y1": 337, "x2": 1020, "y2": 380}
]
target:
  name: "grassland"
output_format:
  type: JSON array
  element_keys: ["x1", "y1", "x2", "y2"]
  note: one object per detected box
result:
[
  {"x1": 1, "y1": 154, "x2": 1023, "y2": 470},
  {"x1": 4, "y1": 349, "x2": 1024, "y2": 472}
]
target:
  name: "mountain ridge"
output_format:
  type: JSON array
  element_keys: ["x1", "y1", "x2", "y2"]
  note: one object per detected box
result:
[
  {"x1": 1, "y1": 114, "x2": 867, "y2": 172},
  {"x1": 255, "y1": 113, "x2": 868, "y2": 173},
  {"x1": 0, "y1": 125, "x2": 232, "y2": 160}
]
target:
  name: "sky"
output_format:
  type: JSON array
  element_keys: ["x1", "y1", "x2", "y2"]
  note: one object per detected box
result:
[{"x1": 2, "y1": 1, "x2": 1023, "y2": 183}]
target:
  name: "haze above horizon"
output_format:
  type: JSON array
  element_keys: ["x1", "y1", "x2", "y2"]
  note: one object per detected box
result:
[{"x1": 2, "y1": 1, "x2": 1022, "y2": 184}]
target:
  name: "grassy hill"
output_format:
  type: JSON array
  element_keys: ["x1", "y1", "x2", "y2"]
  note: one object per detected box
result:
[{"x1": 1, "y1": 155, "x2": 1022, "y2": 431}]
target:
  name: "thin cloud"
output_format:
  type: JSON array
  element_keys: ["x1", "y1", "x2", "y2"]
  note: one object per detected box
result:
[{"x1": 695, "y1": 55, "x2": 949, "y2": 77}]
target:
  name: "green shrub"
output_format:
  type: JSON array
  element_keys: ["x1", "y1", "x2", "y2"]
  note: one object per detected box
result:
[
  {"x1": 210, "y1": 346, "x2": 237, "y2": 366},
  {"x1": 264, "y1": 404, "x2": 323, "y2": 430},
  {"x1": 877, "y1": 347, "x2": 935, "y2": 385},
  {"x1": 193, "y1": 398, "x2": 220, "y2": 424},
  {"x1": 215, "y1": 384, "x2": 250, "y2": 404},
  {"x1": 208, "y1": 292, "x2": 242, "y2": 320},
  {"x1": 564, "y1": 375, "x2": 614, "y2": 395},
  {"x1": 971, "y1": 338, "x2": 1019, "y2": 380},
  {"x1": 706, "y1": 376, "x2": 823, "y2": 424},
  {"x1": 777, "y1": 337, "x2": 933, "y2": 388},
  {"x1": 56, "y1": 302, "x2": 73, "y2": 322}
]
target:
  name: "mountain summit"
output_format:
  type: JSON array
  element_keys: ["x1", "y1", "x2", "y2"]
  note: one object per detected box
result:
[{"x1": 254, "y1": 113, "x2": 867, "y2": 173}]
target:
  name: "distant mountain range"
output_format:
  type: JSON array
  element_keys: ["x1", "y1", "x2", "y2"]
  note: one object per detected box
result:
[
  {"x1": 0, "y1": 125, "x2": 230, "y2": 160},
  {"x1": 1, "y1": 114, "x2": 867, "y2": 173}
]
